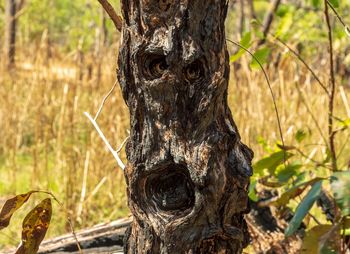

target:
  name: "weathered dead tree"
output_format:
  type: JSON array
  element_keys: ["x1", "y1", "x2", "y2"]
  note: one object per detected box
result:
[{"x1": 116, "y1": 1, "x2": 253, "y2": 253}]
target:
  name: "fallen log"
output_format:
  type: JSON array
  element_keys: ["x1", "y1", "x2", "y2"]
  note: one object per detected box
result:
[{"x1": 36, "y1": 218, "x2": 132, "y2": 254}]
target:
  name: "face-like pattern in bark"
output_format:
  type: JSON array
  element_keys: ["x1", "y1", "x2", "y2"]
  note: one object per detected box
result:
[{"x1": 118, "y1": 1, "x2": 253, "y2": 253}]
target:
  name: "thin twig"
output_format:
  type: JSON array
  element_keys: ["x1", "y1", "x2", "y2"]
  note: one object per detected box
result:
[
  {"x1": 308, "y1": 212, "x2": 322, "y2": 225},
  {"x1": 77, "y1": 150, "x2": 90, "y2": 219},
  {"x1": 85, "y1": 79, "x2": 126, "y2": 170},
  {"x1": 295, "y1": 147, "x2": 332, "y2": 170},
  {"x1": 116, "y1": 136, "x2": 130, "y2": 153},
  {"x1": 226, "y1": 39, "x2": 286, "y2": 155},
  {"x1": 258, "y1": 0, "x2": 281, "y2": 46},
  {"x1": 294, "y1": 83, "x2": 329, "y2": 147},
  {"x1": 273, "y1": 37, "x2": 328, "y2": 94},
  {"x1": 97, "y1": 0, "x2": 122, "y2": 31},
  {"x1": 84, "y1": 112, "x2": 125, "y2": 170},
  {"x1": 94, "y1": 79, "x2": 118, "y2": 121},
  {"x1": 65, "y1": 217, "x2": 82, "y2": 254},
  {"x1": 326, "y1": 0, "x2": 350, "y2": 37},
  {"x1": 324, "y1": 0, "x2": 338, "y2": 172},
  {"x1": 337, "y1": 133, "x2": 350, "y2": 160},
  {"x1": 90, "y1": 177, "x2": 108, "y2": 198}
]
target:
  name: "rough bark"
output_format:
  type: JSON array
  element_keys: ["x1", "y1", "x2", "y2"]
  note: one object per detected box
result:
[
  {"x1": 4, "y1": 0, "x2": 16, "y2": 68},
  {"x1": 118, "y1": 1, "x2": 253, "y2": 253}
]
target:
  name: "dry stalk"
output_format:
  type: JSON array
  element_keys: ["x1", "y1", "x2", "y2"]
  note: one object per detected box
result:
[{"x1": 324, "y1": 0, "x2": 338, "y2": 172}]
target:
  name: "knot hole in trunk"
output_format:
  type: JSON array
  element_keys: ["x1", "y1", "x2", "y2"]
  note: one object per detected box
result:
[
  {"x1": 143, "y1": 54, "x2": 168, "y2": 80},
  {"x1": 145, "y1": 165, "x2": 195, "y2": 212}
]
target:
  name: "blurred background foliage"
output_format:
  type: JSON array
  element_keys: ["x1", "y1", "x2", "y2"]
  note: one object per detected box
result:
[
  {"x1": 0, "y1": 0, "x2": 121, "y2": 51},
  {"x1": 0, "y1": 0, "x2": 350, "y2": 252}
]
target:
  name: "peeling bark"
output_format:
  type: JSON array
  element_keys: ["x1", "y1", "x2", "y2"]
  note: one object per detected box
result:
[{"x1": 117, "y1": 1, "x2": 253, "y2": 253}]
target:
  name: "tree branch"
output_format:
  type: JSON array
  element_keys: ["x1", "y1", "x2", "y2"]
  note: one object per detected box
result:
[
  {"x1": 326, "y1": 0, "x2": 350, "y2": 37},
  {"x1": 16, "y1": 0, "x2": 25, "y2": 12},
  {"x1": 97, "y1": 0, "x2": 122, "y2": 32},
  {"x1": 257, "y1": 0, "x2": 281, "y2": 46},
  {"x1": 84, "y1": 112, "x2": 126, "y2": 170}
]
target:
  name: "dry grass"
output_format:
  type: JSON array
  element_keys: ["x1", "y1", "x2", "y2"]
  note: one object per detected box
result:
[
  {"x1": 0, "y1": 40, "x2": 349, "y2": 250},
  {"x1": 0, "y1": 44, "x2": 129, "y2": 248}
]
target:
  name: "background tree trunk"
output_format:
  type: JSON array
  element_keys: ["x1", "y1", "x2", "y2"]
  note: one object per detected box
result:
[
  {"x1": 258, "y1": 0, "x2": 281, "y2": 46},
  {"x1": 4, "y1": 0, "x2": 16, "y2": 68},
  {"x1": 118, "y1": 1, "x2": 253, "y2": 253},
  {"x1": 248, "y1": 0, "x2": 257, "y2": 20}
]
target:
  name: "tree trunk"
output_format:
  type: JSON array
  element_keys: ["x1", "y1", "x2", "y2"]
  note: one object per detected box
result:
[
  {"x1": 238, "y1": 0, "x2": 245, "y2": 36},
  {"x1": 4, "y1": 0, "x2": 16, "y2": 68},
  {"x1": 117, "y1": 1, "x2": 253, "y2": 253},
  {"x1": 247, "y1": 0, "x2": 257, "y2": 20},
  {"x1": 100, "y1": 8, "x2": 108, "y2": 47}
]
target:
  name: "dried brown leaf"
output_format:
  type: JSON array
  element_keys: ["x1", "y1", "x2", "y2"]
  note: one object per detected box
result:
[
  {"x1": 301, "y1": 225, "x2": 333, "y2": 254},
  {"x1": 15, "y1": 198, "x2": 52, "y2": 254},
  {"x1": 0, "y1": 191, "x2": 38, "y2": 230}
]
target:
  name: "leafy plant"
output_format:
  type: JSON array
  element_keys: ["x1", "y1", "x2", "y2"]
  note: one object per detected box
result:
[{"x1": 229, "y1": 0, "x2": 350, "y2": 251}]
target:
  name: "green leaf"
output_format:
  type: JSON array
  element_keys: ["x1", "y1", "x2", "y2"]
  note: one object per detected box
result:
[
  {"x1": 240, "y1": 32, "x2": 252, "y2": 47},
  {"x1": 295, "y1": 129, "x2": 307, "y2": 143},
  {"x1": 276, "y1": 162, "x2": 302, "y2": 183},
  {"x1": 276, "y1": 4, "x2": 294, "y2": 17},
  {"x1": 273, "y1": 177, "x2": 323, "y2": 207},
  {"x1": 285, "y1": 180, "x2": 323, "y2": 237},
  {"x1": 275, "y1": 12, "x2": 293, "y2": 38},
  {"x1": 250, "y1": 20, "x2": 265, "y2": 40},
  {"x1": 342, "y1": 118, "x2": 350, "y2": 127},
  {"x1": 343, "y1": 228, "x2": 350, "y2": 236},
  {"x1": 331, "y1": 172, "x2": 350, "y2": 216},
  {"x1": 322, "y1": 148, "x2": 332, "y2": 164},
  {"x1": 248, "y1": 179, "x2": 259, "y2": 202},
  {"x1": 253, "y1": 151, "x2": 292, "y2": 175},
  {"x1": 301, "y1": 225, "x2": 333, "y2": 254},
  {"x1": 250, "y1": 47, "x2": 271, "y2": 69},
  {"x1": 328, "y1": 0, "x2": 339, "y2": 8},
  {"x1": 229, "y1": 32, "x2": 251, "y2": 63},
  {"x1": 335, "y1": 117, "x2": 350, "y2": 130},
  {"x1": 311, "y1": 0, "x2": 321, "y2": 8},
  {"x1": 257, "y1": 136, "x2": 272, "y2": 153}
]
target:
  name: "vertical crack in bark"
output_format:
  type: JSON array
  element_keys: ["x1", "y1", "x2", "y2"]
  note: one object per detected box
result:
[{"x1": 118, "y1": 1, "x2": 253, "y2": 253}]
